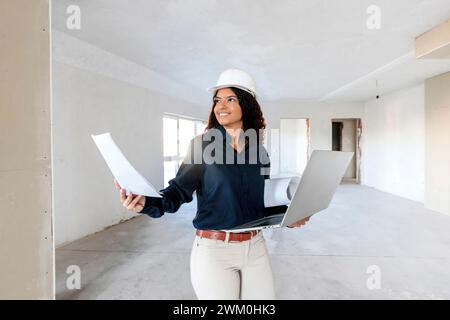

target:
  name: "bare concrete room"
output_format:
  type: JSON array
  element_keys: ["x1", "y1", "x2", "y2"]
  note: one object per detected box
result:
[{"x1": 1, "y1": 0, "x2": 450, "y2": 301}]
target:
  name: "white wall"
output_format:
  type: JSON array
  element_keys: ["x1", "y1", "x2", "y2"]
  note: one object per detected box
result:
[
  {"x1": 425, "y1": 72, "x2": 450, "y2": 215},
  {"x1": 263, "y1": 101, "x2": 364, "y2": 175},
  {"x1": 362, "y1": 84, "x2": 425, "y2": 202},
  {"x1": 53, "y1": 35, "x2": 210, "y2": 246},
  {"x1": 280, "y1": 119, "x2": 308, "y2": 175}
]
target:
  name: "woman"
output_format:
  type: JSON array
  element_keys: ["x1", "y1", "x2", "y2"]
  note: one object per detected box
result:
[{"x1": 115, "y1": 69, "x2": 310, "y2": 300}]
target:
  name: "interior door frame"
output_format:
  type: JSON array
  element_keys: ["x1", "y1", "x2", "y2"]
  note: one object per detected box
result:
[{"x1": 331, "y1": 118, "x2": 362, "y2": 184}]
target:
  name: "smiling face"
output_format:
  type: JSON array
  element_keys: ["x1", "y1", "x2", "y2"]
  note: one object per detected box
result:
[{"x1": 213, "y1": 88, "x2": 243, "y2": 130}]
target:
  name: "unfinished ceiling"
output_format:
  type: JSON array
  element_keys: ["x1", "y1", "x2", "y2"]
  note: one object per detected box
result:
[{"x1": 52, "y1": 0, "x2": 450, "y2": 102}]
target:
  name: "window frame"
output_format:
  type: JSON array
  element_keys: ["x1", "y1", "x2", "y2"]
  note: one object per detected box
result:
[{"x1": 163, "y1": 113, "x2": 207, "y2": 186}]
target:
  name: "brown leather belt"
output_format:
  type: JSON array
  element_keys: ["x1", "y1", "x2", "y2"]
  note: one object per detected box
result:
[{"x1": 196, "y1": 229, "x2": 260, "y2": 242}]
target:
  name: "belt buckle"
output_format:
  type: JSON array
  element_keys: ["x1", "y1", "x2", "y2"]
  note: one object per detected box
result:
[{"x1": 224, "y1": 231, "x2": 230, "y2": 243}]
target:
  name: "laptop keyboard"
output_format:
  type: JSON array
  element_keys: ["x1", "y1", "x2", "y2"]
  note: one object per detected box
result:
[{"x1": 231, "y1": 213, "x2": 285, "y2": 229}]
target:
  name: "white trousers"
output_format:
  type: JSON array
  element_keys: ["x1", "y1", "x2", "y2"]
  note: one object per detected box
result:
[{"x1": 190, "y1": 231, "x2": 276, "y2": 300}]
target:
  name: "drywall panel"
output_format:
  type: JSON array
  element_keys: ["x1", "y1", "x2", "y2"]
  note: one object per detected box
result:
[
  {"x1": 416, "y1": 19, "x2": 450, "y2": 59},
  {"x1": 363, "y1": 84, "x2": 425, "y2": 202},
  {"x1": 0, "y1": 0, "x2": 53, "y2": 299},
  {"x1": 425, "y1": 72, "x2": 450, "y2": 215}
]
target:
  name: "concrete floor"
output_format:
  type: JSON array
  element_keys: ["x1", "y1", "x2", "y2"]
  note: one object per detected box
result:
[{"x1": 56, "y1": 184, "x2": 450, "y2": 299}]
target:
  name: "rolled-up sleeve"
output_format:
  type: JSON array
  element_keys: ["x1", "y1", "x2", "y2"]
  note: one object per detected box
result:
[{"x1": 140, "y1": 138, "x2": 203, "y2": 218}]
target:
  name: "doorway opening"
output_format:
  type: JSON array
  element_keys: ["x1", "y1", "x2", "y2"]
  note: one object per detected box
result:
[
  {"x1": 279, "y1": 118, "x2": 311, "y2": 176},
  {"x1": 331, "y1": 119, "x2": 362, "y2": 184}
]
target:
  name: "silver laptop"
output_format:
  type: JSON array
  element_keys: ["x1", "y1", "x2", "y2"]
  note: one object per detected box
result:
[{"x1": 227, "y1": 150, "x2": 354, "y2": 232}]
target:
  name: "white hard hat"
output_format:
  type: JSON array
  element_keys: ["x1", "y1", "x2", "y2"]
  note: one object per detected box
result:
[{"x1": 207, "y1": 68, "x2": 256, "y2": 97}]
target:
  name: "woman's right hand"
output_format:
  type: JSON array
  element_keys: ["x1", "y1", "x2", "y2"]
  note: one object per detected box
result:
[{"x1": 114, "y1": 179, "x2": 146, "y2": 213}]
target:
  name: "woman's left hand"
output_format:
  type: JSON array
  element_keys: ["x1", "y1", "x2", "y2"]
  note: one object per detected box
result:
[{"x1": 288, "y1": 216, "x2": 311, "y2": 228}]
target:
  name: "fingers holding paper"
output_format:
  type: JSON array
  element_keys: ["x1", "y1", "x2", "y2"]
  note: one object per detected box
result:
[
  {"x1": 115, "y1": 179, "x2": 146, "y2": 213},
  {"x1": 124, "y1": 193, "x2": 145, "y2": 212}
]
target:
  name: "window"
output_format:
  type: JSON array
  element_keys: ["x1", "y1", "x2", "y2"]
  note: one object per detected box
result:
[{"x1": 163, "y1": 115, "x2": 207, "y2": 187}]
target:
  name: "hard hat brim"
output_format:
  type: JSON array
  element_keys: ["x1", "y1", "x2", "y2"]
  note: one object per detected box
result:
[{"x1": 207, "y1": 84, "x2": 256, "y2": 97}]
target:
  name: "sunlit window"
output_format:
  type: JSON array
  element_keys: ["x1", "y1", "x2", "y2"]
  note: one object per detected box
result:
[{"x1": 163, "y1": 115, "x2": 207, "y2": 187}]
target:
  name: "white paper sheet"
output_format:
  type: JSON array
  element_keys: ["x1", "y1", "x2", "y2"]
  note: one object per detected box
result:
[
  {"x1": 91, "y1": 133, "x2": 162, "y2": 198},
  {"x1": 264, "y1": 176, "x2": 301, "y2": 207}
]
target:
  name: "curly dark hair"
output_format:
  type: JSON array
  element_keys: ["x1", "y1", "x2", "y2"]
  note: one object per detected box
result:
[{"x1": 206, "y1": 87, "x2": 266, "y2": 142}]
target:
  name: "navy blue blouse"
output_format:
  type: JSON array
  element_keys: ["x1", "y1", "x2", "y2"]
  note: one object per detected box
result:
[{"x1": 140, "y1": 125, "x2": 286, "y2": 230}]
